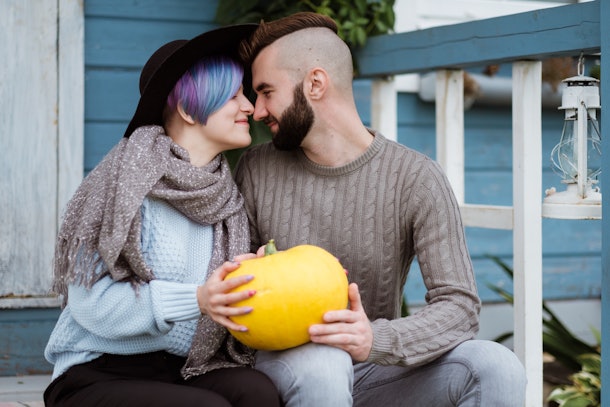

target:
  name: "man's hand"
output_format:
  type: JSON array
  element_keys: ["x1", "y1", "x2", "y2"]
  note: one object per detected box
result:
[{"x1": 308, "y1": 283, "x2": 373, "y2": 362}]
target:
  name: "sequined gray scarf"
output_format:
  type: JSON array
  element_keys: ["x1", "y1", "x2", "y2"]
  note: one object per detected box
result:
[{"x1": 52, "y1": 125, "x2": 254, "y2": 379}]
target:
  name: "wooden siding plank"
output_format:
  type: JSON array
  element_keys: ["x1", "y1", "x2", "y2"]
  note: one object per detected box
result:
[
  {"x1": 463, "y1": 220, "x2": 601, "y2": 258},
  {"x1": 85, "y1": 0, "x2": 219, "y2": 21},
  {"x1": 396, "y1": 93, "x2": 566, "y2": 168},
  {"x1": 353, "y1": 79, "x2": 373, "y2": 124},
  {"x1": 398, "y1": 125, "x2": 564, "y2": 172},
  {"x1": 58, "y1": 0, "x2": 85, "y2": 218},
  {"x1": 85, "y1": 69, "x2": 139, "y2": 121},
  {"x1": 0, "y1": 308, "x2": 60, "y2": 375},
  {"x1": 356, "y1": 1, "x2": 600, "y2": 76},
  {"x1": 0, "y1": 1, "x2": 58, "y2": 297},
  {"x1": 460, "y1": 171, "x2": 600, "y2": 206},
  {"x1": 405, "y1": 255, "x2": 602, "y2": 305},
  {"x1": 84, "y1": 123, "x2": 127, "y2": 173},
  {"x1": 86, "y1": 18, "x2": 218, "y2": 68}
]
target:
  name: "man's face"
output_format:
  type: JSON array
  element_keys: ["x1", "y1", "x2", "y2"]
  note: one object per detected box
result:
[{"x1": 251, "y1": 47, "x2": 314, "y2": 150}]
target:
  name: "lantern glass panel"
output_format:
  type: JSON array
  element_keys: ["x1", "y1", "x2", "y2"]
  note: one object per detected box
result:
[{"x1": 550, "y1": 111, "x2": 601, "y2": 183}]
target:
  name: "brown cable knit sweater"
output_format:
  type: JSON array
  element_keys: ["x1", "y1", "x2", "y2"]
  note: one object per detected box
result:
[{"x1": 234, "y1": 131, "x2": 481, "y2": 367}]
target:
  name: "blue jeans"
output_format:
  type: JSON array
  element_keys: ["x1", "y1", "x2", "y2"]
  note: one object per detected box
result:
[{"x1": 255, "y1": 340, "x2": 526, "y2": 406}]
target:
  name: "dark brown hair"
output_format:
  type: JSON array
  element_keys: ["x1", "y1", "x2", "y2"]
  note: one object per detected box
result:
[{"x1": 239, "y1": 12, "x2": 338, "y2": 65}]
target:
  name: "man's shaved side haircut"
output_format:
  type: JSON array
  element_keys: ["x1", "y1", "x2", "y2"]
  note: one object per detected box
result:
[{"x1": 239, "y1": 12, "x2": 338, "y2": 65}]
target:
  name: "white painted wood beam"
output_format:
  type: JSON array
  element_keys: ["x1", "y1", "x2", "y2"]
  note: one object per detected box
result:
[
  {"x1": 512, "y1": 60, "x2": 543, "y2": 407},
  {"x1": 460, "y1": 204, "x2": 513, "y2": 230},
  {"x1": 58, "y1": 0, "x2": 85, "y2": 219},
  {"x1": 371, "y1": 78, "x2": 398, "y2": 142},
  {"x1": 435, "y1": 69, "x2": 465, "y2": 204}
]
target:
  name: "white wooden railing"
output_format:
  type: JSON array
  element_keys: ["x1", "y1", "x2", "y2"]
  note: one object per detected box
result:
[
  {"x1": 370, "y1": 62, "x2": 544, "y2": 407},
  {"x1": 359, "y1": 2, "x2": 606, "y2": 406}
]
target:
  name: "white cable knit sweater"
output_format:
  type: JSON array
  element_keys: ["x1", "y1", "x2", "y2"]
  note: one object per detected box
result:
[{"x1": 234, "y1": 131, "x2": 481, "y2": 367}]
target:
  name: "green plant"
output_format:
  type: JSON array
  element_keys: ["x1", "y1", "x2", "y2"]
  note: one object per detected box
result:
[
  {"x1": 486, "y1": 255, "x2": 601, "y2": 406},
  {"x1": 485, "y1": 255, "x2": 599, "y2": 372},
  {"x1": 547, "y1": 353, "x2": 601, "y2": 407},
  {"x1": 215, "y1": 0, "x2": 395, "y2": 50}
]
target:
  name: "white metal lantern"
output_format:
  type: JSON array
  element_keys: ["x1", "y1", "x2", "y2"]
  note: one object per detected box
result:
[{"x1": 542, "y1": 57, "x2": 602, "y2": 219}]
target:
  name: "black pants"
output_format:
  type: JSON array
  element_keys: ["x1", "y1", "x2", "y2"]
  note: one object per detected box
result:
[{"x1": 44, "y1": 351, "x2": 281, "y2": 407}]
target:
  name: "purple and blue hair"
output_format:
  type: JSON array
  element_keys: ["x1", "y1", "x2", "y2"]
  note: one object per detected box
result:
[{"x1": 166, "y1": 55, "x2": 244, "y2": 125}]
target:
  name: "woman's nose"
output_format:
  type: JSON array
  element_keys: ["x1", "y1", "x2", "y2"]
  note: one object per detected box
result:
[{"x1": 241, "y1": 95, "x2": 254, "y2": 115}]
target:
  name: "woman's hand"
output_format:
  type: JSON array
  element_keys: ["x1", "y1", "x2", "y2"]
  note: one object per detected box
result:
[
  {"x1": 196, "y1": 253, "x2": 257, "y2": 332},
  {"x1": 255, "y1": 244, "x2": 267, "y2": 257}
]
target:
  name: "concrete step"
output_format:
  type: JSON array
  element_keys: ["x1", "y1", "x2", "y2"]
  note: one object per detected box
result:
[{"x1": 0, "y1": 375, "x2": 50, "y2": 406}]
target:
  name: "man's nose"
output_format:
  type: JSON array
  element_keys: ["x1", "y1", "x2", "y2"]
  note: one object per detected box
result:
[{"x1": 252, "y1": 99, "x2": 268, "y2": 122}]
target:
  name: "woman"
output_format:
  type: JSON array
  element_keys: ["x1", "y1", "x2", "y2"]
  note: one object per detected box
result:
[{"x1": 43, "y1": 25, "x2": 280, "y2": 407}]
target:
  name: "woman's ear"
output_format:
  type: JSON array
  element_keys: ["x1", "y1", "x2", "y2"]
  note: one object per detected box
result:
[
  {"x1": 176, "y1": 103, "x2": 196, "y2": 125},
  {"x1": 306, "y1": 67, "x2": 328, "y2": 100}
]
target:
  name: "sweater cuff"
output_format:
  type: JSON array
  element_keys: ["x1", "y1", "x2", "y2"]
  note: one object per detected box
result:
[
  {"x1": 367, "y1": 319, "x2": 396, "y2": 364},
  {"x1": 149, "y1": 280, "x2": 201, "y2": 323}
]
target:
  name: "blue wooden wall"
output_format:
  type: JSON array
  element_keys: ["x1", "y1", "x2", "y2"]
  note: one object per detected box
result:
[
  {"x1": 85, "y1": 0, "x2": 601, "y2": 303},
  {"x1": 83, "y1": 0, "x2": 601, "y2": 306},
  {"x1": 0, "y1": 308, "x2": 60, "y2": 375},
  {"x1": 1, "y1": 0, "x2": 601, "y2": 376},
  {"x1": 84, "y1": 0, "x2": 221, "y2": 172},
  {"x1": 85, "y1": 0, "x2": 602, "y2": 304},
  {"x1": 0, "y1": 0, "x2": 223, "y2": 377},
  {"x1": 353, "y1": 80, "x2": 601, "y2": 305}
]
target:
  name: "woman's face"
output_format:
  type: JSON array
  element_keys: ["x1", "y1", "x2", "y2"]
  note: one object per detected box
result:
[{"x1": 201, "y1": 86, "x2": 254, "y2": 152}]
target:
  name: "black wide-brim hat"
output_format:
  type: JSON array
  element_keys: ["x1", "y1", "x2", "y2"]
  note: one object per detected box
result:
[{"x1": 123, "y1": 24, "x2": 258, "y2": 138}]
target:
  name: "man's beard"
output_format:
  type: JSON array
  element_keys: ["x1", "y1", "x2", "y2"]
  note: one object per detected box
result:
[{"x1": 271, "y1": 83, "x2": 315, "y2": 151}]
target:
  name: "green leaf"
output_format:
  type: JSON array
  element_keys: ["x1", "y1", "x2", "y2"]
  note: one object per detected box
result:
[
  {"x1": 562, "y1": 397, "x2": 596, "y2": 407},
  {"x1": 578, "y1": 354, "x2": 601, "y2": 375},
  {"x1": 354, "y1": 0, "x2": 367, "y2": 14},
  {"x1": 485, "y1": 253, "x2": 599, "y2": 374},
  {"x1": 215, "y1": 0, "x2": 395, "y2": 51},
  {"x1": 548, "y1": 388, "x2": 579, "y2": 402}
]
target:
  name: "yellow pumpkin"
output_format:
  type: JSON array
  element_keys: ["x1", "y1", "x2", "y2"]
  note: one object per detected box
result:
[{"x1": 226, "y1": 240, "x2": 348, "y2": 350}]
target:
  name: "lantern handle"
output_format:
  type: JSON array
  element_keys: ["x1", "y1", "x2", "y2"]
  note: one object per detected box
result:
[{"x1": 577, "y1": 52, "x2": 585, "y2": 77}]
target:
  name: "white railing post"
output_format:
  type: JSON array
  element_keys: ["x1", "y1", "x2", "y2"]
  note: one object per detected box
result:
[
  {"x1": 435, "y1": 70, "x2": 465, "y2": 204},
  {"x1": 435, "y1": 69, "x2": 515, "y2": 230},
  {"x1": 400, "y1": 63, "x2": 543, "y2": 407},
  {"x1": 512, "y1": 60, "x2": 543, "y2": 407},
  {"x1": 371, "y1": 78, "x2": 398, "y2": 142}
]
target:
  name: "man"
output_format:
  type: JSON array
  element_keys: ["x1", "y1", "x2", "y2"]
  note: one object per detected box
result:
[{"x1": 234, "y1": 12, "x2": 526, "y2": 406}]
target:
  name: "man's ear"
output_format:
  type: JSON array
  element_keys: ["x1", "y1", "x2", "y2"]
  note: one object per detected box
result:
[
  {"x1": 177, "y1": 103, "x2": 196, "y2": 125},
  {"x1": 306, "y1": 67, "x2": 328, "y2": 100}
]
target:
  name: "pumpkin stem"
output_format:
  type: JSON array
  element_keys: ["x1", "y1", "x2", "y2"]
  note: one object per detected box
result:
[{"x1": 264, "y1": 239, "x2": 278, "y2": 256}]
